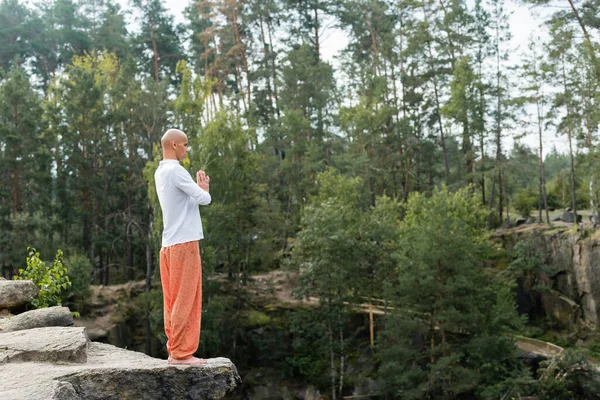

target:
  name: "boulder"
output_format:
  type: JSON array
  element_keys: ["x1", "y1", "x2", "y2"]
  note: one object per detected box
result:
[
  {"x1": 0, "y1": 326, "x2": 88, "y2": 364},
  {"x1": 540, "y1": 290, "x2": 581, "y2": 330},
  {"x1": 0, "y1": 280, "x2": 38, "y2": 311},
  {"x1": 0, "y1": 306, "x2": 74, "y2": 333},
  {"x1": 562, "y1": 210, "x2": 582, "y2": 223},
  {"x1": 515, "y1": 218, "x2": 527, "y2": 227},
  {"x1": 0, "y1": 327, "x2": 241, "y2": 400}
]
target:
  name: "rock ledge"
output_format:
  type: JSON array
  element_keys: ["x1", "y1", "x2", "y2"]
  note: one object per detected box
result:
[{"x1": 0, "y1": 327, "x2": 241, "y2": 400}]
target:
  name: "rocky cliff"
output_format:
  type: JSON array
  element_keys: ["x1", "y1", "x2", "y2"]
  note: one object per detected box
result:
[
  {"x1": 0, "y1": 279, "x2": 242, "y2": 400},
  {"x1": 496, "y1": 223, "x2": 600, "y2": 331}
]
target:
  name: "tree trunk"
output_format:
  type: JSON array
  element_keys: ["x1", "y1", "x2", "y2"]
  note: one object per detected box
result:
[
  {"x1": 329, "y1": 325, "x2": 336, "y2": 400},
  {"x1": 506, "y1": 195, "x2": 510, "y2": 223},
  {"x1": 495, "y1": 25, "x2": 503, "y2": 223},
  {"x1": 313, "y1": 0, "x2": 320, "y2": 60},
  {"x1": 398, "y1": 11, "x2": 407, "y2": 120},
  {"x1": 259, "y1": 16, "x2": 276, "y2": 134},
  {"x1": 145, "y1": 202, "x2": 155, "y2": 355},
  {"x1": 12, "y1": 169, "x2": 18, "y2": 216},
  {"x1": 232, "y1": 3, "x2": 251, "y2": 108},
  {"x1": 150, "y1": 16, "x2": 159, "y2": 82},
  {"x1": 266, "y1": 18, "x2": 281, "y2": 121},
  {"x1": 369, "y1": 302, "x2": 374, "y2": 347},
  {"x1": 488, "y1": 177, "x2": 496, "y2": 229},
  {"x1": 561, "y1": 55, "x2": 578, "y2": 229},
  {"x1": 536, "y1": 93, "x2": 550, "y2": 223},
  {"x1": 425, "y1": 26, "x2": 450, "y2": 183},
  {"x1": 338, "y1": 329, "x2": 344, "y2": 398},
  {"x1": 234, "y1": 61, "x2": 247, "y2": 113}
]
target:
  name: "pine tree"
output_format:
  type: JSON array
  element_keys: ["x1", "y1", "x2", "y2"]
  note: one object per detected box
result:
[{"x1": 379, "y1": 187, "x2": 526, "y2": 399}]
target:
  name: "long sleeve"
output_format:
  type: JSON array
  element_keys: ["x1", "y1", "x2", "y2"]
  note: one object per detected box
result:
[{"x1": 172, "y1": 167, "x2": 212, "y2": 205}]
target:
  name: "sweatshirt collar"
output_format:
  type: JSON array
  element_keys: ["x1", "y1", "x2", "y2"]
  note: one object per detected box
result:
[{"x1": 160, "y1": 159, "x2": 180, "y2": 164}]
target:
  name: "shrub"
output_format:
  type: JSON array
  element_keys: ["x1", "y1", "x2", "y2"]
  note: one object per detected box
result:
[
  {"x1": 14, "y1": 247, "x2": 71, "y2": 309},
  {"x1": 514, "y1": 189, "x2": 538, "y2": 218},
  {"x1": 63, "y1": 253, "x2": 92, "y2": 313}
]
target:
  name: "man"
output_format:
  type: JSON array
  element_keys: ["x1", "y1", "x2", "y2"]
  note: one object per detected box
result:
[{"x1": 154, "y1": 128, "x2": 211, "y2": 365}]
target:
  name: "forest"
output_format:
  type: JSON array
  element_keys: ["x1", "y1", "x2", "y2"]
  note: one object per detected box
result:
[{"x1": 1, "y1": 0, "x2": 600, "y2": 398}]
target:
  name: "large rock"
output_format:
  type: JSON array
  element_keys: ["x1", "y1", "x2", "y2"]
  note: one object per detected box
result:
[
  {"x1": 0, "y1": 326, "x2": 88, "y2": 364},
  {"x1": 498, "y1": 227, "x2": 600, "y2": 327},
  {"x1": 0, "y1": 306, "x2": 74, "y2": 333},
  {"x1": 540, "y1": 290, "x2": 581, "y2": 330},
  {"x1": 0, "y1": 327, "x2": 241, "y2": 400},
  {"x1": 562, "y1": 210, "x2": 582, "y2": 223},
  {"x1": 0, "y1": 280, "x2": 38, "y2": 311}
]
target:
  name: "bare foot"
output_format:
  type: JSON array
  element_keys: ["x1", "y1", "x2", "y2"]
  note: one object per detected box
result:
[{"x1": 168, "y1": 356, "x2": 207, "y2": 365}]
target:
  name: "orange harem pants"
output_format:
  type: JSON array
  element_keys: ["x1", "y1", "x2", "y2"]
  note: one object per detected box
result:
[{"x1": 159, "y1": 240, "x2": 202, "y2": 360}]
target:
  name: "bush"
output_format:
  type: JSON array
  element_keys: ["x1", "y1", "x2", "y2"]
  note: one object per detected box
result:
[
  {"x1": 536, "y1": 349, "x2": 600, "y2": 400},
  {"x1": 14, "y1": 247, "x2": 71, "y2": 309},
  {"x1": 514, "y1": 189, "x2": 538, "y2": 218},
  {"x1": 63, "y1": 253, "x2": 92, "y2": 313}
]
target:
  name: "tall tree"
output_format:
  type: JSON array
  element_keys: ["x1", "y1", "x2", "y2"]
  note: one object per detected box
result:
[
  {"x1": 132, "y1": 0, "x2": 185, "y2": 82},
  {"x1": 547, "y1": 17, "x2": 580, "y2": 227},
  {"x1": 379, "y1": 187, "x2": 526, "y2": 399},
  {"x1": 0, "y1": 0, "x2": 34, "y2": 71},
  {"x1": 520, "y1": 36, "x2": 551, "y2": 223},
  {"x1": 0, "y1": 66, "x2": 43, "y2": 218}
]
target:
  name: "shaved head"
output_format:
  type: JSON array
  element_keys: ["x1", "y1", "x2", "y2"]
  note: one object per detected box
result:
[
  {"x1": 161, "y1": 129, "x2": 189, "y2": 161},
  {"x1": 161, "y1": 129, "x2": 187, "y2": 145}
]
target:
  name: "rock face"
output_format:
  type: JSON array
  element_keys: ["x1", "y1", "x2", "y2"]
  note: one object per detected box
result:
[
  {"x1": 562, "y1": 210, "x2": 582, "y2": 223},
  {"x1": 0, "y1": 306, "x2": 74, "y2": 333},
  {"x1": 0, "y1": 280, "x2": 38, "y2": 311},
  {"x1": 0, "y1": 326, "x2": 88, "y2": 364},
  {"x1": 0, "y1": 327, "x2": 242, "y2": 400},
  {"x1": 498, "y1": 225, "x2": 600, "y2": 329}
]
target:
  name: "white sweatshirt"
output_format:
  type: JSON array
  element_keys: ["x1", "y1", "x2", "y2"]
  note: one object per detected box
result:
[{"x1": 154, "y1": 160, "x2": 211, "y2": 247}]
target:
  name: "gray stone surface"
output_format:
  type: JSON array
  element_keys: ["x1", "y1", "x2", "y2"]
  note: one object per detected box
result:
[
  {"x1": 540, "y1": 290, "x2": 581, "y2": 329},
  {"x1": 562, "y1": 210, "x2": 582, "y2": 223},
  {"x1": 501, "y1": 228, "x2": 600, "y2": 327},
  {"x1": 0, "y1": 280, "x2": 38, "y2": 311},
  {"x1": 0, "y1": 327, "x2": 241, "y2": 400},
  {"x1": 0, "y1": 306, "x2": 74, "y2": 333},
  {"x1": 0, "y1": 326, "x2": 88, "y2": 364}
]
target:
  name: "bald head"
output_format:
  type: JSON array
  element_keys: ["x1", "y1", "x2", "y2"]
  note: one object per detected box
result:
[
  {"x1": 161, "y1": 129, "x2": 189, "y2": 161},
  {"x1": 161, "y1": 129, "x2": 187, "y2": 146}
]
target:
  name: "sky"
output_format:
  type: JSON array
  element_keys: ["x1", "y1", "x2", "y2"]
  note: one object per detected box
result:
[{"x1": 115, "y1": 0, "x2": 569, "y2": 157}]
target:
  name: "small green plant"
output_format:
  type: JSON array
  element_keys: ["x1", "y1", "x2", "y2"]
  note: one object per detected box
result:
[
  {"x1": 14, "y1": 247, "x2": 72, "y2": 309},
  {"x1": 514, "y1": 188, "x2": 537, "y2": 218}
]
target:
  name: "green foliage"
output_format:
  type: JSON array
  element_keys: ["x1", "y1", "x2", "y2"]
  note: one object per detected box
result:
[
  {"x1": 289, "y1": 169, "x2": 401, "y2": 393},
  {"x1": 63, "y1": 253, "x2": 92, "y2": 314},
  {"x1": 286, "y1": 307, "x2": 331, "y2": 387},
  {"x1": 536, "y1": 350, "x2": 600, "y2": 400},
  {"x1": 514, "y1": 188, "x2": 538, "y2": 218},
  {"x1": 2, "y1": 0, "x2": 600, "y2": 395},
  {"x1": 379, "y1": 187, "x2": 526, "y2": 399},
  {"x1": 242, "y1": 310, "x2": 271, "y2": 328},
  {"x1": 509, "y1": 238, "x2": 546, "y2": 274},
  {"x1": 14, "y1": 247, "x2": 71, "y2": 309},
  {"x1": 546, "y1": 169, "x2": 590, "y2": 211}
]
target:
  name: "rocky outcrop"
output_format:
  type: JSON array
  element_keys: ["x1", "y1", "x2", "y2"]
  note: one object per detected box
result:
[
  {"x1": 0, "y1": 326, "x2": 88, "y2": 364},
  {"x1": 0, "y1": 327, "x2": 242, "y2": 400},
  {"x1": 0, "y1": 280, "x2": 38, "y2": 311},
  {"x1": 0, "y1": 306, "x2": 74, "y2": 333},
  {"x1": 498, "y1": 225, "x2": 600, "y2": 329}
]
